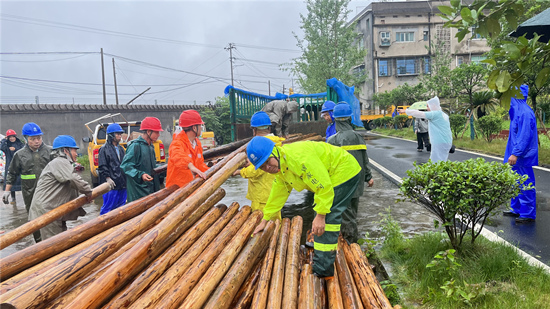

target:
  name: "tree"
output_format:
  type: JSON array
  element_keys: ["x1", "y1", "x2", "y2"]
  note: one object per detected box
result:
[
  {"x1": 477, "y1": 115, "x2": 503, "y2": 143},
  {"x1": 289, "y1": 0, "x2": 367, "y2": 93},
  {"x1": 420, "y1": 39, "x2": 455, "y2": 99},
  {"x1": 468, "y1": 90, "x2": 499, "y2": 119},
  {"x1": 449, "y1": 114, "x2": 468, "y2": 139},
  {"x1": 451, "y1": 63, "x2": 489, "y2": 108},
  {"x1": 201, "y1": 96, "x2": 231, "y2": 145}
]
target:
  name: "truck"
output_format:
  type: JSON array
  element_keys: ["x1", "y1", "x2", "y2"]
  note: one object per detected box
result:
[
  {"x1": 361, "y1": 105, "x2": 411, "y2": 130},
  {"x1": 82, "y1": 113, "x2": 166, "y2": 187},
  {"x1": 172, "y1": 120, "x2": 216, "y2": 151}
]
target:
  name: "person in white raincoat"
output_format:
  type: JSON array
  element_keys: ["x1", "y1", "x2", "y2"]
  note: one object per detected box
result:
[{"x1": 399, "y1": 96, "x2": 452, "y2": 162}]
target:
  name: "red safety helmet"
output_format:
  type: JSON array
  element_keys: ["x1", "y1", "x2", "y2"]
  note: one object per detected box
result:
[
  {"x1": 5, "y1": 129, "x2": 16, "y2": 137},
  {"x1": 140, "y1": 117, "x2": 164, "y2": 132},
  {"x1": 179, "y1": 110, "x2": 204, "y2": 128}
]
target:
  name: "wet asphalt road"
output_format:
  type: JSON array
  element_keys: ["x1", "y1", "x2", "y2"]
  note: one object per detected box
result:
[{"x1": 363, "y1": 131, "x2": 550, "y2": 265}]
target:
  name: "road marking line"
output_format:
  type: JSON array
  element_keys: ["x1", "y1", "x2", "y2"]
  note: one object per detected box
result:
[{"x1": 369, "y1": 157, "x2": 550, "y2": 274}]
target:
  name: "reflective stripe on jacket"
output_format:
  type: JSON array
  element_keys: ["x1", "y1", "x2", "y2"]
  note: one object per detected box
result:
[
  {"x1": 166, "y1": 132, "x2": 209, "y2": 188},
  {"x1": 262, "y1": 141, "x2": 361, "y2": 221}
]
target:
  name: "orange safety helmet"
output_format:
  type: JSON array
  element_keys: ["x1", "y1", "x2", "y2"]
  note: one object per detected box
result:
[
  {"x1": 140, "y1": 117, "x2": 164, "y2": 132},
  {"x1": 5, "y1": 129, "x2": 16, "y2": 137},
  {"x1": 179, "y1": 110, "x2": 204, "y2": 128}
]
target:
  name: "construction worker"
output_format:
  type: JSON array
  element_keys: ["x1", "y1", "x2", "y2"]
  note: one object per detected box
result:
[
  {"x1": 261, "y1": 99, "x2": 300, "y2": 138},
  {"x1": 3, "y1": 123, "x2": 51, "y2": 243},
  {"x1": 166, "y1": 110, "x2": 209, "y2": 188},
  {"x1": 248, "y1": 136, "x2": 361, "y2": 278},
  {"x1": 321, "y1": 101, "x2": 336, "y2": 141},
  {"x1": 28, "y1": 135, "x2": 94, "y2": 241},
  {"x1": 327, "y1": 103, "x2": 374, "y2": 243},
  {"x1": 120, "y1": 117, "x2": 163, "y2": 202},
  {"x1": 1, "y1": 129, "x2": 24, "y2": 206},
  {"x1": 98, "y1": 123, "x2": 126, "y2": 214},
  {"x1": 233, "y1": 111, "x2": 284, "y2": 220}
]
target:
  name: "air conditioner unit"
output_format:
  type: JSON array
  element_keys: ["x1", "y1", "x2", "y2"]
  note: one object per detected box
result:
[{"x1": 380, "y1": 38, "x2": 391, "y2": 46}]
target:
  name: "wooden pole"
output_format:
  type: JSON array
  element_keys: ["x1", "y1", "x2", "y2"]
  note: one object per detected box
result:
[
  {"x1": 230, "y1": 262, "x2": 262, "y2": 309},
  {"x1": 335, "y1": 249, "x2": 365, "y2": 309},
  {"x1": 282, "y1": 215, "x2": 303, "y2": 309},
  {"x1": 298, "y1": 263, "x2": 314, "y2": 309},
  {"x1": 0, "y1": 183, "x2": 110, "y2": 250},
  {"x1": 203, "y1": 220, "x2": 276, "y2": 309},
  {"x1": 251, "y1": 219, "x2": 281, "y2": 309},
  {"x1": 126, "y1": 203, "x2": 246, "y2": 309},
  {"x1": 326, "y1": 268, "x2": 344, "y2": 309},
  {"x1": 203, "y1": 137, "x2": 251, "y2": 160},
  {"x1": 267, "y1": 218, "x2": 291, "y2": 309},
  {"x1": 176, "y1": 210, "x2": 263, "y2": 309},
  {"x1": 0, "y1": 185, "x2": 177, "y2": 280}
]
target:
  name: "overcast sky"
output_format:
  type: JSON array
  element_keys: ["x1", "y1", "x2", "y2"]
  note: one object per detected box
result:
[{"x1": 0, "y1": 0, "x2": 370, "y2": 105}]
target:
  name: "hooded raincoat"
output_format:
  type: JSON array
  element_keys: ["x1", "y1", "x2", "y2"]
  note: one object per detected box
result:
[
  {"x1": 28, "y1": 149, "x2": 92, "y2": 241},
  {"x1": 239, "y1": 134, "x2": 285, "y2": 219},
  {"x1": 1, "y1": 136, "x2": 24, "y2": 191},
  {"x1": 327, "y1": 119, "x2": 373, "y2": 243},
  {"x1": 263, "y1": 141, "x2": 361, "y2": 277},
  {"x1": 98, "y1": 134, "x2": 127, "y2": 214},
  {"x1": 325, "y1": 111, "x2": 336, "y2": 141},
  {"x1": 504, "y1": 85, "x2": 538, "y2": 219},
  {"x1": 120, "y1": 136, "x2": 160, "y2": 202},
  {"x1": 405, "y1": 96, "x2": 452, "y2": 162},
  {"x1": 261, "y1": 100, "x2": 299, "y2": 137},
  {"x1": 166, "y1": 131, "x2": 210, "y2": 188}
]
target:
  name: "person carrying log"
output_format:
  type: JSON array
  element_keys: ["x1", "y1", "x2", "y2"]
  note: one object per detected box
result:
[
  {"x1": 233, "y1": 111, "x2": 284, "y2": 220},
  {"x1": 166, "y1": 110, "x2": 210, "y2": 188},
  {"x1": 98, "y1": 123, "x2": 126, "y2": 214},
  {"x1": 261, "y1": 99, "x2": 299, "y2": 138},
  {"x1": 120, "y1": 117, "x2": 163, "y2": 202},
  {"x1": 3, "y1": 122, "x2": 52, "y2": 243},
  {"x1": 28, "y1": 135, "x2": 95, "y2": 241},
  {"x1": 327, "y1": 103, "x2": 374, "y2": 244},
  {"x1": 248, "y1": 136, "x2": 361, "y2": 278},
  {"x1": 1, "y1": 129, "x2": 24, "y2": 206}
]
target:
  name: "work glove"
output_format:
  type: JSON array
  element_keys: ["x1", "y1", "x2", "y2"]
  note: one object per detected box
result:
[
  {"x1": 2, "y1": 191, "x2": 10, "y2": 204},
  {"x1": 106, "y1": 178, "x2": 116, "y2": 189}
]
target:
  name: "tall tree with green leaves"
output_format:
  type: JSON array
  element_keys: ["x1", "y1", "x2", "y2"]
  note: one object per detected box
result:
[
  {"x1": 420, "y1": 39, "x2": 455, "y2": 99},
  {"x1": 289, "y1": 0, "x2": 367, "y2": 93}
]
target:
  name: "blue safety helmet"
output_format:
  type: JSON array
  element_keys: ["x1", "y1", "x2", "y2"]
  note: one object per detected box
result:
[
  {"x1": 247, "y1": 136, "x2": 275, "y2": 170},
  {"x1": 333, "y1": 102, "x2": 353, "y2": 118},
  {"x1": 52, "y1": 135, "x2": 79, "y2": 150},
  {"x1": 106, "y1": 123, "x2": 124, "y2": 134},
  {"x1": 321, "y1": 101, "x2": 336, "y2": 113},
  {"x1": 21, "y1": 122, "x2": 43, "y2": 136},
  {"x1": 250, "y1": 111, "x2": 272, "y2": 128}
]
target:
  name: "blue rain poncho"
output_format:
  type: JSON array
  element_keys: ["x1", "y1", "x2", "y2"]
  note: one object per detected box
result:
[
  {"x1": 405, "y1": 96, "x2": 452, "y2": 162},
  {"x1": 325, "y1": 111, "x2": 336, "y2": 141}
]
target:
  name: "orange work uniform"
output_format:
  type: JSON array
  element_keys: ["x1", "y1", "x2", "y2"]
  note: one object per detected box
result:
[{"x1": 166, "y1": 132, "x2": 209, "y2": 188}]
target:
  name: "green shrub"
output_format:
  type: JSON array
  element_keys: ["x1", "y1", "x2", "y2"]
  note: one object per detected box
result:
[
  {"x1": 392, "y1": 114, "x2": 409, "y2": 129},
  {"x1": 449, "y1": 114, "x2": 467, "y2": 139},
  {"x1": 476, "y1": 115, "x2": 503, "y2": 143},
  {"x1": 399, "y1": 158, "x2": 531, "y2": 249}
]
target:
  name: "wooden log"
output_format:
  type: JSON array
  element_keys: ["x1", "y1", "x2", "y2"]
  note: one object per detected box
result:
[
  {"x1": 176, "y1": 210, "x2": 263, "y2": 309},
  {"x1": 101, "y1": 203, "x2": 227, "y2": 309},
  {"x1": 313, "y1": 275, "x2": 326, "y2": 309},
  {"x1": 266, "y1": 218, "x2": 291, "y2": 309},
  {"x1": 129, "y1": 204, "x2": 249, "y2": 309},
  {"x1": 303, "y1": 135, "x2": 324, "y2": 142},
  {"x1": 203, "y1": 220, "x2": 276, "y2": 309},
  {"x1": 0, "y1": 185, "x2": 177, "y2": 280},
  {"x1": 230, "y1": 261, "x2": 262, "y2": 309},
  {"x1": 0, "y1": 183, "x2": 111, "y2": 250},
  {"x1": 282, "y1": 215, "x2": 303, "y2": 309},
  {"x1": 335, "y1": 249, "x2": 364, "y2": 309},
  {"x1": 346, "y1": 243, "x2": 392, "y2": 309},
  {"x1": 282, "y1": 133, "x2": 316, "y2": 144},
  {"x1": 251, "y1": 219, "x2": 281, "y2": 309},
  {"x1": 326, "y1": 268, "x2": 344, "y2": 309},
  {"x1": 320, "y1": 278, "x2": 327, "y2": 309},
  {"x1": 298, "y1": 263, "x2": 314, "y2": 309},
  {"x1": 203, "y1": 137, "x2": 251, "y2": 160}
]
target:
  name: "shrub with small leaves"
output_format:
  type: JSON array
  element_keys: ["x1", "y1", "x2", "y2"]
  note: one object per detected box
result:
[
  {"x1": 449, "y1": 114, "x2": 468, "y2": 139},
  {"x1": 392, "y1": 114, "x2": 409, "y2": 129},
  {"x1": 476, "y1": 115, "x2": 503, "y2": 143},
  {"x1": 399, "y1": 158, "x2": 532, "y2": 249}
]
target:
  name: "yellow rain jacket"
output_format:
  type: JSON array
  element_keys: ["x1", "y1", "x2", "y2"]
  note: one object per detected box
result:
[
  {"x1": 262, "y1": 141, "x2": 361, "y2": 221},
  {"x1": 240, "y1": 134, "x2": 285, "y2": 218}
]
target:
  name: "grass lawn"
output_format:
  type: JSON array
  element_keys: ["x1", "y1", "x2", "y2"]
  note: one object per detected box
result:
[{"x1": 371, "y1": 126, "x2": 550, "y2": 166}]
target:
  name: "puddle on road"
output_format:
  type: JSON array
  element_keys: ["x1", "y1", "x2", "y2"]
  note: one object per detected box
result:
[
  {"x1": 393, "y1": 153, "x2": 413, "y2": 159},
  {"x1": 379, "y1": 146, "x2": 393, "y2": 149}
]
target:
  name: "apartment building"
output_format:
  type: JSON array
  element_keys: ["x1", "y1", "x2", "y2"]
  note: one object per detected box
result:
[{"x1": 350, "y1": 0, "x2": 491, "y2": 109}]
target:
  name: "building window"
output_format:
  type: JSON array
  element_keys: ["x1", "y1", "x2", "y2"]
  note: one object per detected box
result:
[
  {"x1": 471, "y1": 26, "x2": 482, "y2": 39},
  {"x1": 423, "y1": 57, "x2": 431, "y2": 74},
  {"x1": 423, "y1": 31, "x2": 429, "y2": 41},
  {"x1": 353, "y1": 64, "x2": 366, "y2": 77},
  {"x1": 396, "y1": 32, "x2": 414, "y2": 42},
  {"x1": 379, "y1": 59, "x2": 390, "y2": 76},
  {"x1": 471, "y1": 55, "x2": 487, "y2": 64},
  {"x1": 396, "y1": 58, "x2": 418, "y2": 75},
  {"x1": 457, "y1": 56, "x2": 464, "y2": 66},
  {"x1": 380, "y1": 31, "x2": 391, "y2": 46}
]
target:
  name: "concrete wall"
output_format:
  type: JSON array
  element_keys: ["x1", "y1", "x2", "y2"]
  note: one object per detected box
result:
[{"x1": 0, "y1": 104, "x2": 213, "y2": 150}]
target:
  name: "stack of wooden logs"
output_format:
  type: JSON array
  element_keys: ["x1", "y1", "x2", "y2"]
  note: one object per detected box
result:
[{"x1": 0, "y1": 133, "x2": 393, "y2": 309}]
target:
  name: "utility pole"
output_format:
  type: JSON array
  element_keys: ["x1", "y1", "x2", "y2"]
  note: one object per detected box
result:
[
  {"x1": 101, "y1": 48, "x2": 107, "y2": 105},
  {"x1": 282, "y1": 84, "x2": 286, "y2": 94},
  {"x1": 268, "y1": 80, "x2": 271, "y2": 96},
  {"x1": 112, "y1": 58, "x2": 119, "y2": 105},
  {"x1": 126, "y1": 87, "x2": 151, "y2": 105},
  {"x1": 225, "y1": 43, "x2": 235, "y2": 86}
]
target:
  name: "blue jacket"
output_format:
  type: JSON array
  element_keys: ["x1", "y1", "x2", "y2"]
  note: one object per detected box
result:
[
  {"x1": 98, "y1": 134, "x2": 126, "y2": 189},
  {"x1": 504, "y1": 85, "x2": 538, "y2": 167},
  {"x1": 325, "y1": 112, "x2": 336, "y2": 141}
]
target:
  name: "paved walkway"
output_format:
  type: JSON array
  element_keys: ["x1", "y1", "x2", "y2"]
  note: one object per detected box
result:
[{"x1": 363, "y1": 132, "x2": 550, "y2": 270}]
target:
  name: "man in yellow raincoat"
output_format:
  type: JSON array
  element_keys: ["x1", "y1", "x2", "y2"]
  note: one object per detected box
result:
[
  {"x1": 248, "y1": 136, "x2": 360, "y2": 278},
  {"x1": 234, "y1": 111, "x2": 284, "y2": 220}
]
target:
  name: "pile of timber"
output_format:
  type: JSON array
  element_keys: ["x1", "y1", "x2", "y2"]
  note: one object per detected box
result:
[{"x1": 0, "y1": 134, "x2": 393, "y2": 309}]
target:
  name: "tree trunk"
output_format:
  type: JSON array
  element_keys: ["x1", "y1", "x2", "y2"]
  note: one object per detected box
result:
[
  {"x1": 282, "y1": 216, "x2": 303, "y2": 309},
  {"x1": 335, "y1": 249, "x2": 364, "y2": 309},
  {"x1": 326, "y1": 268, "x2": 344, "y2": 309},
  {"x1": 267, "y1": 218, "x2": 291, "y2": 309},
  {"x1": 251, "y1": 219, "x2": 281, "y2": 309},
  {"x1": 230, "y1": 262, "x2": 263, "y2": 309},
  {"x1": 298, "y1": 263, "x2": 314, "y2": 309}
]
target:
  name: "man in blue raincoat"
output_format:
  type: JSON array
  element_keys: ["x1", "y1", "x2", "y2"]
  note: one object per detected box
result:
[
  {"x1": 321, "y1": 101, "x2": 336, "y2": 141},
  {"x1": 502, "y1": 85, "x2": 538, "y2": 223}
]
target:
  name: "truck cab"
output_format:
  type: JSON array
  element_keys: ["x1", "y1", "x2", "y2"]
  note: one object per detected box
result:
[{"x1": 82, "y1": 113, "x2": 166, "y2": 187}]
